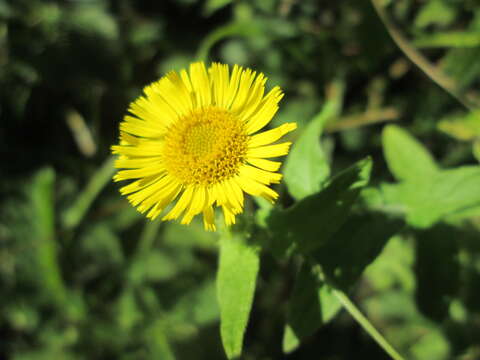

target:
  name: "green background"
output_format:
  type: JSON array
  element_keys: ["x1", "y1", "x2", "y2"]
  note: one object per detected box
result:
[{"x1": 1, "y1": 0, "x2": 480, "y2": 359}]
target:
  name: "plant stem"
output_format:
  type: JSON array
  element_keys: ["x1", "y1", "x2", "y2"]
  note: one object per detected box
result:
[
  {"x1": 332, "y1": 288, "x2": 405, "y2": 360},
  {"x1": 371, "y1": 0, "x2": 479, "y2": 111},
  {"x1": 62, "y1": 156, "x2": 115, "y2": 229}
]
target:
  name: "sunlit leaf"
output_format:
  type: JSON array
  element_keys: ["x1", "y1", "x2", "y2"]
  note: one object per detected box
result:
[
  {"x1": 382, "y1": 125, "x2": 438, "y2": 182},
  {"x1": 437, "y1": 110, "x2": 480, "y2": 141},
  {"x1": 217, "y1": 233, "x2": 260, "y2": 359},
  {"x1": 283, "y1": 114, "x2": 330, "y2": 200},
  {"x1": 379, "y1": 166, "x2": 480, "y2": 227},
  {"x1": 284, "y1": 80, "x2": 344, "y2": 200}
]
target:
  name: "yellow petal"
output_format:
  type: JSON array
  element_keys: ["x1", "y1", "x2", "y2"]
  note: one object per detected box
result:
[
  {"x1": 247, "y1": 142, "x2": 292, "y2": 158},
  {"x1": 246, "y1": 158, "x2": 281, "y2": 172},
  {"x1": 239, "y1": 165, "x2": 282, "y2": 185},
  {"x1": 181, "y1": 186, "x2": 207, "y2": 225},
  {"x1": 189, "y1": 62, "x2": 211, "y2": 108},
  {"x1": 203, "y1": 205, "x2": 216, "y2": 231},
  {"x1": 145, "y1": 182, "x2": 182, "y2": 220},
  {"x1": 249, "y1": 122, "x2": 297, "y2": 148},
  {"x1": 237, "y1": 176, "x2": 279, "y2": 203},
  {"x1": 162, "y1": 185, "x2": 195, "y2": 221},
  {"x1": 245, "y1": 86, "x2": 284, "y2": 134},
  {"x1": 222, "y1": 205, "x2": 236, "y2": 226}
]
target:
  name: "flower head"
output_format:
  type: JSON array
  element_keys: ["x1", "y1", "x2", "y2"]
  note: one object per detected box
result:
[{"x1": 111, "y1": 62, "x2": 296, "y2": 231}]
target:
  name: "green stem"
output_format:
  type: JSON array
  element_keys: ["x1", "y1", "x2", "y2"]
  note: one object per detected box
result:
[
  {"x1": 195, "y1": 22, "x2": 260, "y2": 62},
  {"x1": 371, "y1": 0, "x2": 478, "y2": 111},
  {"x1": 62, "y1": 156, "x2": 115, "y2": 229},
  {"x1": 332, "y1": 288, "x2": 405, "y2": 360}
]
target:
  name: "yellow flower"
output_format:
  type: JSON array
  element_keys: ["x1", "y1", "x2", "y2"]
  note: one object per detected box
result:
[{"x1": 111, "y1": 62, "x2": 296, "y2": 231}]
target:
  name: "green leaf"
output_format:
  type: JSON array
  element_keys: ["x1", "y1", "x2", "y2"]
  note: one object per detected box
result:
[
  {"x1": 415, "y1": 31, "x2": 480, "y2": 48},
  {"x1": 283, "y1": 114, "x2": 330, "y2": 200},
  {"x1": 217, "y1": 233, "x2": 260, "y2": 359},
  {"x1": 68, "y1": 4, "x2": 118, "y2": 39},
  {"x1": 312, "y1": 212, "x2": 404, "y2": 290},
  {"x1": 146, "y1": 319, "x2": 176, "y2": 360},
  {"x1": 382, "y1": 125, "x2": 438, "y2": 182},
  {"x1": 380, "y1": 166, "x2": 480, "y2": 227},
  {"x1": 268, "y1": 157, "x2": 372, "y2": 256},
  {"x1": 283, "y1": 79, "x2": 344, "y2": 200},
  {"x1": 437, "y1": 110, "x2": 480, "y2": 141},
  {"x1": 283, "y1": 264, "x2": 342, "y2": 353},
  {"x1": 30, "y1": 168, "x2": 67, "y2": 305},
  {"x1": 203, "y1": 0, "x2": 233, "y2": 16},
  {"x1": 414, "y1": 0, "x2": 455, "y2": 29},
  {"x1": 116, "y1": 289, "x2": 143, "y2": 330}
]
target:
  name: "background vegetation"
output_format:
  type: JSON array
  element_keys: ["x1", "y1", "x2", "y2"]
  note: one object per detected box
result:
[{"x1": 1, "y1": 0, "x2": 480, "y2": 359}]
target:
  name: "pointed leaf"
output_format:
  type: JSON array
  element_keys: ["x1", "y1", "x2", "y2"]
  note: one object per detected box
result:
[
  {"x1": 268, "y1": 157, "x2": 372, "y2": 256},
  {"x1": 437, "y1": 110, "x2": 480, "y2": 141},
  {"x1": 217, "y1": 233, "x2": 260, "y2": 359},
  {"x1": 283, "y1": 80, "x2": 344, "y2": 200},
  {"x1": 382, "y1": 125, "x2": 438, "y2": 182},
  {"x1": 312, "y1": 212, "x2": 404, "y2": 290},
  {"x1": 283, "y1": 115, "x2": 330, "y2": 200}
]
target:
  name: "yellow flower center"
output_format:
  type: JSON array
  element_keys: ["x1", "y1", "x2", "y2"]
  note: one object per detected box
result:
[{"x1": 163, "y1": 107, "x2": 248, "y2": 185}]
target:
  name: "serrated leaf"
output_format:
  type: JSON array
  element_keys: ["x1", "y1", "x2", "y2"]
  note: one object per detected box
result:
[
  {"x1": 217, "y1": 233, "x2": 260, "y2": 359},
  {"x1": 283, "y1": 264, "x2": 342, "y2": 353},
  {"x1": 382, "y1": 125, "x2": 438, "y2": 182},
  {"x1": 268, "y1": 157, "x2": 372, "y2": 256}
]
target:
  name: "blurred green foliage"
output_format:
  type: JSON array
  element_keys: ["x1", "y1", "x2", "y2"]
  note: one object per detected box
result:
[{"x1": 2, "y1": 0, "x2": 480, "y2": 359}]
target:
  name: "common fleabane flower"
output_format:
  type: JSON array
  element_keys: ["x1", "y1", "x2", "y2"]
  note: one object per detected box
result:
[{"x1": 111, "y1": 62, "x2": 296, "y2": 231}]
